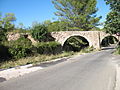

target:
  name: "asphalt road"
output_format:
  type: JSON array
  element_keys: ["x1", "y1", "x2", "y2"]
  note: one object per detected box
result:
[{"x1": 0, "y1": 49, "x2": 117, "y2": 90}]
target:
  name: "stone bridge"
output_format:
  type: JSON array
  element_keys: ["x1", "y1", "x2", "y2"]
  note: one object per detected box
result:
[
  {"x1": 51, "y1": 31, "x2": 119, "y2": 49},
  {"x1": 7, "y1": 31, "x2": 119, "y2": 49}
]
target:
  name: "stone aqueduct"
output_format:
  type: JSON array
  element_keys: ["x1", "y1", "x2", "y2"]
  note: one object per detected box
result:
[
  {"x1": 51, "y1": 31, "x2": 119, "y2": 49},
  {"x1": 7, "y1": 31, "x2": 119, "y2": 49}
]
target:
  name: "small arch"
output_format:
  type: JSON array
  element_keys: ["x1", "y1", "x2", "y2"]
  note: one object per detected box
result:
[
  {"x1": 23, "y1": 34, "x2": 28, "y2": 38},
  {"x1": 63, "y1": 36, "x2": 89, "y2": 52},
  {"x1": 101, "y1": 36, "x2": 118, "y2": 47}
]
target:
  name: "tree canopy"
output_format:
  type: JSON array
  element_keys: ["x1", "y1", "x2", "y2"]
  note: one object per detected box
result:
[
  {"x1": 104, "y1": 0, "x2": 120, "y2": 34},
  {"x1": 0, "y1": 13, "x2": 16, "y2": 32},
  {"x1": 52, "y1": 0, "x2": 101, "y2": 31},
  {"x1": 43, "y1": 20, "x2": 69, "y2": 32}
]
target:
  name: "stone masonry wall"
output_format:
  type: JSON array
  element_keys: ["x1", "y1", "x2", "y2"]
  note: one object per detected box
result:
[
  {"x1": 7, "y1": 31, "x2": 119, "y2": 49},
  {"x1": 7, "y1": 33, "x2": 38, "y2": 45}
]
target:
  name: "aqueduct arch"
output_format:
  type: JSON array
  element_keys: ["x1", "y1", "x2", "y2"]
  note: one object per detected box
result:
[
  {"x1": 99, "y1": 32, "x2": 119, "y2": 44},
  {"x1": 101, "y1": 35, "x2": 118, "y2": 47},
  {"x1": 60, "y1": 34, "x2": 91, "y2": 46},
  {"x1": 51, "y1": 31, "x2": 120, "y2": 49},
  {"x1": 63, "y1": 35, "x2": 90, "y2": 46}
]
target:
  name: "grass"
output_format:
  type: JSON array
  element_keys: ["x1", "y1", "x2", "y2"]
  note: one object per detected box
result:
[
  {"x1": 0, "y1": 47, "x2": 95, "y2": 69},
  {"x1": 114, "y1": 46, "x2": 120, "y2": 55}
]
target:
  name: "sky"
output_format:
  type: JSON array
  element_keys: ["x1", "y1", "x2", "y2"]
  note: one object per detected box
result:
[{"x1": 0, "y1": 0, "x2": 110, "y2": 28}]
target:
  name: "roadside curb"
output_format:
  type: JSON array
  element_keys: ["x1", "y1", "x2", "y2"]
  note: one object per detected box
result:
[{"x1": 0, "y1": 56, "x2": 71, "y2": 82}]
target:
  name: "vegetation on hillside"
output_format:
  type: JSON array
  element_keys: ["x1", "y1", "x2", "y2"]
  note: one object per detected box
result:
[
  {"x1": 44, "y1": 20, "x2": 69, "y2": 32},
  {"x1": 0, "y1": 0, "x2": 120, "y2": 68}
]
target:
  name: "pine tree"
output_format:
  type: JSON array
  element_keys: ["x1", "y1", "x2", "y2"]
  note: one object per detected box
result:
[
  {"x1": 52, "y1": 0, "x2": 101, "y2": 31},
  {"x1": 104, "y1": 0, "x2": 120, "y2": 34}
]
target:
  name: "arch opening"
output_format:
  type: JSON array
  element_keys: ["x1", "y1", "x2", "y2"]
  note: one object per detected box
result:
[
  {"x1": 101, "y1": 36, "x2": 118, "y2": 47},
  {"x1": 63, "y1": 36, "x2": 89, "y2": 52}
]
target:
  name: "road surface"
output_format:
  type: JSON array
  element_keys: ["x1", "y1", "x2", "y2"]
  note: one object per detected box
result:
[{"x1": 0, "y1": 49, "x2": 117, "y2": 90}]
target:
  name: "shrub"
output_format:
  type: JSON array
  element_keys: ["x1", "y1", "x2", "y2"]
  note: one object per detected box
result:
[
  {"x1": 80, "y1": 46, "x2": 94, "y2": 53},
  {"x1": 31, "y1": 24, "x2": 48, "y2": 42},
  {"x1": 0, "y1": 44, "x2": 10, "y2": 61},
  {"x1": 36, "y1": 41, "x2": 62, "y2": 54},
  {"x1": 3, "y1": 37, "x2": 33, "y2": 59},
  {"x1": 116, "y1": 45, "x2": 120, "y2": 54},
  {"x1": 0, "y1": 29, "x2": 7, "y2": 42}
]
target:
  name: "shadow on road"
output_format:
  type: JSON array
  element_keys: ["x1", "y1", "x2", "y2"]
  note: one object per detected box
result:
[
  {"x1": 101, "y1": 47, "x2": 115, "y2": 50},
  {"x1": 0, "y1": 77, "x2": 6, "y2": 82}
]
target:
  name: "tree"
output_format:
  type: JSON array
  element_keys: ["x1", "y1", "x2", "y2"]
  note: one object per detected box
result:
[
  {"x1": 52, "y1": 0, "x2": 101, "y2": 31},
  {"x1": 44, "y1": 20, "x2": 69, "y2": 32},
  {"x1": 0, "y1": 13, "x2": 16, "y2": 31},
  {"x1": 104, "y1": 0, "x2": 120, "y2": 34},
  {"x1": 0, "y1": 13, "x2": 16, "y2": 42},
  {"x1": 31, "y1": 22, "x2": 55, "y2": 42},
  {"x1": 18, "y1": 23, "x2": 24, "y2": 30},
  {"x1": 15, "y1": 22, "x2": 27, "y2": 33},
  {"x1": 31, "y1": 23, "x2": 48, "y2": 42}
]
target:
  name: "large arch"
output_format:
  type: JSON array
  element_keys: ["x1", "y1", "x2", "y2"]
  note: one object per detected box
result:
[
  {"x1": 63, "y1": 35, "x2": 89, "y2": 51},
  {"x1": 61, "y1": 34, "x2": 91, "y2": 47}
]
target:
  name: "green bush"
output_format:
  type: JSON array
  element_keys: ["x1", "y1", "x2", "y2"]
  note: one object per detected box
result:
[
  {"x1": 3, "y1": 37, "x2": 33, "y2": 59},
  {"x1": 0, "y1": 29, "x2": 7, "y2": 42},
  {"x1": 0, "y1": 44, "x2": 10, "y2": 61},
  {"x1": 81, "y1": 46, "x2": 94, "y2": 53},
  {"x1": 116, "y1": 45, "x2": 120, "y2": 54},
  {"x1": 36, "y1": 41, "x2": 62, "y2": 54},
  {"x1": 31, "y1": 24, "x2": 48, "y2": 42}
]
